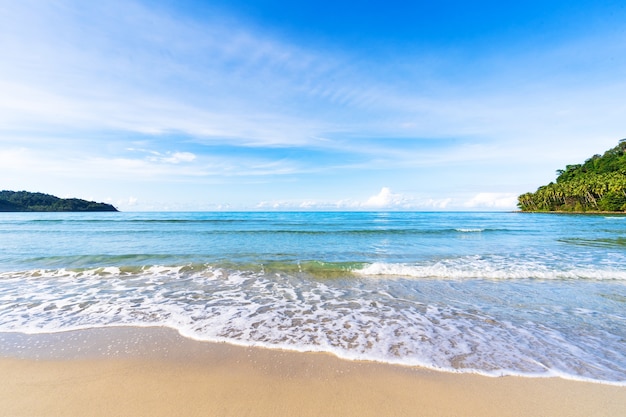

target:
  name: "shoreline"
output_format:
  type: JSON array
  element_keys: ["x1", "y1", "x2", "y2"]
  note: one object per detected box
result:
[
  {"x1": 2, "y1": 325, "x2": 625, "y2": 387},
  {"x1": 516, "y1": 210, "x2": 626, "y2": 215},
  {"x1": 1, "y1": 327, "x2": 625, "y2": 417}
]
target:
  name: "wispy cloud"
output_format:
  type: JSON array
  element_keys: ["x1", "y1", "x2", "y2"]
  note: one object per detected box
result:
[
  {"x1": 1, "y1": 0, "x2": 382, "y2": 147},
  {"x1": 1, "y1": 0, "x2": 625, "y2": 209},
  {"x1": 3, "y1": 0, "x2": 624, "y2": 155}
]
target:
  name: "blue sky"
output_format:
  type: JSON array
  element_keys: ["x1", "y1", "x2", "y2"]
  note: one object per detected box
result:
[{"x1": 1, "y1": 0, "x2": 625, "y2": 211}]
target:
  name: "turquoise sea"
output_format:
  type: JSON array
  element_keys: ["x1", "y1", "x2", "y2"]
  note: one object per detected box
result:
[{"x1": 0, "y1": 211, "x2": 625, "y2": 384}]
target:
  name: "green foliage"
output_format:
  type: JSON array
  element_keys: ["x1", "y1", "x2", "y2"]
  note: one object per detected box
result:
[
  {"x1": 518, "y1": 140, "x2": 626, "y2": 212},
  {"x1": 0, "y1": 191, "x2": 118, "y2": 212}
]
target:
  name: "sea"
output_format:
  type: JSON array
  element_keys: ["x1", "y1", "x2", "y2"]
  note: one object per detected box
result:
[{"x1": 0, "y1": 211, "x2": 625, "y2": 385}]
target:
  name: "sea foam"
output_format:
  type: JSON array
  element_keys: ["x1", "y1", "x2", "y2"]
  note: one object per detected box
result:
[{"x1": 1, "y1": 262, "x2": 625, "y2": 385}]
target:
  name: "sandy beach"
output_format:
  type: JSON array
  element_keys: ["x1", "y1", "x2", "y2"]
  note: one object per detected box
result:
[{"x1": 0, "y1": 327, "x2": 624, "y2": 417}]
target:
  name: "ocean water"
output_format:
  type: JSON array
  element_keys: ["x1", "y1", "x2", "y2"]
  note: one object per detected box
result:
[{"x1": 0, "y1": 211, "x2": 625, "y2": 384}]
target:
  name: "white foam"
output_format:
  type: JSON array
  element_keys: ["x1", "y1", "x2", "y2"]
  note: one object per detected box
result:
[
  {"x1": 0, "y1": 264, "x2": 625, "y2": 385},
  {"x1": 354, "y1": 258, "x2": 626, "y2": 281}
]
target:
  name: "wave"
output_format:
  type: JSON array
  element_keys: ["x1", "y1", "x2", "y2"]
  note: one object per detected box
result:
[
  {"x1": 0, "y1": 261, "x2": 363, "y2": 281},
  {"x1": 1, "y1": 261, "x2": 624, "y2": 385},
  {"x1": 15, "y1": 218, "x2": 508, "y2": 235},
  {"x1": 355, "y1": 260, "x2": 626, "y2": 281},
  {"x1": 26, "y1": 218, "x2": 241, "y2": 224},
  {"x1": 7, "y1": 254, "x2": 198, "y2": 271},
  {"x1": 559, "y1": 237, "x2": 626, "y2": 249},
  {"x1": 4, "y1": 255, "x2": 626, "y2": 282}
]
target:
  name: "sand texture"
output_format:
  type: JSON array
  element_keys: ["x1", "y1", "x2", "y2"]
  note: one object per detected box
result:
[{"x1": 0, "y1": 327, "x2": 624, "y2": 417}]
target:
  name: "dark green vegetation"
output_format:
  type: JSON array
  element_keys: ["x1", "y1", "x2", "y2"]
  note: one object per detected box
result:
[
  {"x1": 518, "y1": 140, "x2": 626, "y2": 212},
  {"x1": 0, "y1": 191, "x2": 118, "y2": 212}
]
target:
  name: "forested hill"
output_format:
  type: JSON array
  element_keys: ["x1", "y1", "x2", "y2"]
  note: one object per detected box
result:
[
  {"x1": 0, "y1": 191, "x2": 118, "y2": 212},
  {"x1": 518, "y1": 140, "x2": 626, "y2": 212}
]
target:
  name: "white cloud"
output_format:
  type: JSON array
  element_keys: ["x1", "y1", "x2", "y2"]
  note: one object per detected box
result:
[
  {"x1": 463, "y1": 193, "x2": 518, "y2": 209},
  {"x1": 422, "y1": 198, "x2": 453, "y2": 209},
  {"x1": 252, "y1": 188, "x2": 523, "y2": 211},
  {"x1": 148, "y1": 151, "x2": 196, "y2": 164},
  {"x1": 363, "y1": 187, "x2": 405, "y2": 208},
  {"x1": 254, "y1": 188, "x2": 459, "y2": 211},
  {"x1": 361, "y1": 187, "x2": 454, "y2": 210}
]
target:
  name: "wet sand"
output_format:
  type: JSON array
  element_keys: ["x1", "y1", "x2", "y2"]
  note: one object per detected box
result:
[{"x1": 0, "y1": 327, "x2": 624, "y2": 417}]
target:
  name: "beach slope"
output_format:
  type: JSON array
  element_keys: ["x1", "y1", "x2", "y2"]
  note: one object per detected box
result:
[{"x1": 0, "y1": 327, "x2": 624, "y2": 417}]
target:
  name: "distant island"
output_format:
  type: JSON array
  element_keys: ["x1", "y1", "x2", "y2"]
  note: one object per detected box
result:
[
  {"x1": 0, "y1": 191, "x2": 118, "y2": 212},
  {"x1": 518, "y1": 140, "x2": 626, "y2": 212}
]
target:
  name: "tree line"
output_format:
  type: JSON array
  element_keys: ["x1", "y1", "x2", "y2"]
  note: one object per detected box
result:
[
  {"x1": 0, "y1": 191, "x2": 118, "y2": 212},
  {"x1": 518, "y1": 140, "x2": 626, "y2": 212}
]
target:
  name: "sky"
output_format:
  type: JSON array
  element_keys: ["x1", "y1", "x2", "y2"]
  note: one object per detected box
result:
[{"x1": 1, "y1": 0, "x2": 625, "y2": 211}]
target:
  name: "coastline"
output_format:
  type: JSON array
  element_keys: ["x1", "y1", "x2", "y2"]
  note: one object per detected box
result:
[
  {"x1": 516, "y1": 210, "x2": 626, "y2": 215},
  {"x1": 1, "y1": 327, "x2": 624, "y2": 417}
]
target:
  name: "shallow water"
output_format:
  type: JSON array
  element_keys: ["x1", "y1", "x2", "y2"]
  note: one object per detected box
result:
[{"x1": 0, "y1": 211, "x2": 625, "y2": 384}]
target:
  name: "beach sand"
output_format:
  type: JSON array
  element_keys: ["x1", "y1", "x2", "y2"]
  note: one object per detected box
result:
[{"x1": 0, "y1": 327, "x2": 624, "y2": 417}]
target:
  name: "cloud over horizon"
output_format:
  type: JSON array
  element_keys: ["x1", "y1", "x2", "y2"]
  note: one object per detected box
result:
[{"x1": 253, "y1": 187, "x2": 515, "y2": 211}]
